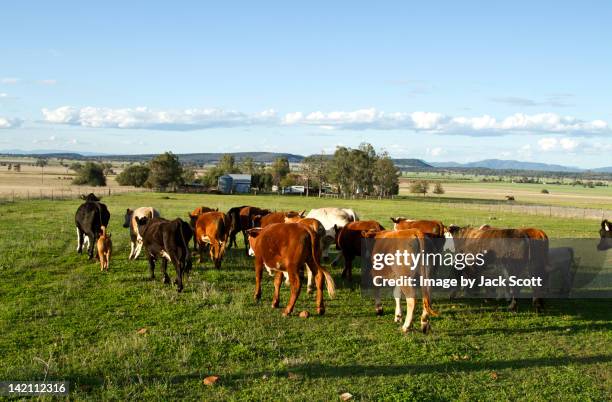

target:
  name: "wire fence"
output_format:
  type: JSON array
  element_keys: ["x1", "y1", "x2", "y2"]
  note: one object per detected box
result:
[{"x1": 0, "y1": 186, "x2": 152, "y2": 203}]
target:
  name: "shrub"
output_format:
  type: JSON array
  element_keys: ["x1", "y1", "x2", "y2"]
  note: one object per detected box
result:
[
  {"x1": 116, "y1": 165, "x2": 150, "y2": 187},
  {"x1": 72, "y1": 162, "x2": 106, "y2": 186}
]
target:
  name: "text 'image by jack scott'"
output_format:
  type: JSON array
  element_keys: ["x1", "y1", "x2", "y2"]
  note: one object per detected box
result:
[{"x1": 1, "y1": 1, "x2": 612, "y2": 400}]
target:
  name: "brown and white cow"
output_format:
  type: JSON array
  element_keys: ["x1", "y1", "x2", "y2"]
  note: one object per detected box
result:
[
  {"x1": 188, "y1": 206, "x2": 218, "y2": 250},
  {"x1": 247, "y1": 223, "x2": 335, "y2": 316},
  {"x1": 194, "y1": 211, "x2": 230, "y2": 269},
  {"x1": 123, "y1": 207, "x2": 161, "y2": 260},
  {"x1": 362, "y1": 228, "x2": 439, "y2": 333},
  {"x1": 334, "y1": 220, "x2": 385, "y2": 282}
]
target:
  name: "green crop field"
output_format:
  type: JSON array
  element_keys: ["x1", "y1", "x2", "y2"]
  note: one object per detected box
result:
[{"x1": 1, "y1": 193, "x2": 611, "y2": 400}]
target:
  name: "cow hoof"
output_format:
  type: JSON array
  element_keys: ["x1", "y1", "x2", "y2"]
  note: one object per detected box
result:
[
  {"x1": 307, "y1": 287, "x2": 314, "y2": 294},
  {"x1": 271, "y1": 302, "x2": 279, "y2": 309},
  {"x1": 508, "y1": 303, "x2": 518, "y2": 312},
  {"x1": 401, "y1": 326, "x2": 413, "y2": 334},
  {"x1": 282, "y1": 310, "x2": 291, "y2": 317},
  {"x1": 376, "y1": 307, "x2": 384, "y2": 316},
  {"x1": 421, "y1": 322, "x2": 431, "y2": 334},
  {"x1": 177, "y1": 287, "x2": 183, "y2": 293},
  {"x1": 394, "y1": 315, "x2": 402, "y2": 323},
  {"x1": 163, "y1": 277, "x2": 171, "y2": 285},
  {"x1": 317, "y1": 307, "x2": 325, "y2": 315}
]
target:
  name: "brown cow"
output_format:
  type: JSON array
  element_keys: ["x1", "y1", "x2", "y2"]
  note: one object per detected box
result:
[
  {"x1": 446, "y1": 225, "x2": 542, "y2": 311},
  {"x1": 194, "y1": 211, "x2": 230, "y2": 269},
  {"x1": 247, "y1": 223, "x2": 335, "y2": 316},
  {"x1": 188, "y1": 206, "x2": 218, "y2": 250},
  {"x1": 238, "y1": 206, "x2": 271, "y2": 255},
  {"x1": 253, "y1": 210, "x2": 305, "y2": 228},
  {"x1": 362, "y1": 228, "x2": 438, "y2": 333},
  {"x1": 391, "y1": 217, "x2": 445, "y2": 236},
  {"x1": 284, "y1": 215, "x2": 330, "y2": 292},
  {"x1": 334, "y1": 220, "x2": 385, "y2": 282}
]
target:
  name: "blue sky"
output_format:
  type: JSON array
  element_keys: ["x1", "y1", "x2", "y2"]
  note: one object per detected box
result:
[{"x1": 0, "y1": 1, "x2": 611, "y2": 167}]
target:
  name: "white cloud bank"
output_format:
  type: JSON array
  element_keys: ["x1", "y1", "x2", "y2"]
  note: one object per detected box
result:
[
  {"x1": 41, "y1": 106, "x2": 610, "y2": 136},
  {"x1": 42, "y1": 106, "x2": 277, "y2": 130},
  {"x1": 0, "y1": 117, "x2": 22, "y2": 129}
]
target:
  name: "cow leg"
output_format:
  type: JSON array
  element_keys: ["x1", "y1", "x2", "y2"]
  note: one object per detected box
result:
[
  {"x1": 374, "y1": 287, "x2": 383, "y2": 316},
  {"x1": 148, "y1": 256, "x2": 156, "y2": 279},
  {"x1": 341, "y1": 255, "x2": 353, "y2": 282},
  {"x1": 272, "y1": 271, "x2": 283, "y2": 308},
  {"x1": 393, "y1": 286, "x2": 402, "y2": 323},
  {"x1": 133, "y1": 241, "x2": 144, "y2": 260},
  {"x1": 128, "y1": 241, "x2": 135, "y2": 260},
  {"x1": 87, "y1": 233, "x2": 96, "y2": 260},
  {"x1": 420, "y1": 303, "x2": 431, "y2": 334},
  {"x1": 314, "y1": 265, "x2": 325, "y2": 315},
  {"x1": 161, "y1": 258, "x2": 170, "y2": 284},
  {"x1": 401, "y1": 296, "x2": 416, "y2": 333},
  {"x1": 242, "y1": 231, "x2": 249, "y2": 256},
  {"x1": 254, "y1": 257, "x2": 263, "y2": 302},
  {"x1": 283, "y1": 269, "x2": 301, "y2": 316},
  {"x1": 76, "y1": 227, "x2": 84, "y2": 253},
  {"x1": 174, "y1": 261, "x2": 184, "y2": 293},
  {"x1": 304, "y1": 264, "x2": 314, "y2": 294}
]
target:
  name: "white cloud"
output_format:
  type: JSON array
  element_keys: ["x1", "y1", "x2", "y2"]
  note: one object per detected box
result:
[
  {"x1": 40, "y1": 106, "x2": 611, "y2": 137},
  {"x1": 538, "y1": 137, "x2": 580, "y2": 152},
  {"x1": 427, "y1": 147, "x2": 444, "y2": 157},
  {"x1": 282, "y1": 109, "x2": 609, "y2": 136},
  {"x1": 0, "y1": 93, "x2": 8, "y2": 98},
  {"x1": 0, "y1": 117, "x2": 22, "y2": 129},
  {"x1": 1, "y1": 77, "x2": 19, "y2": 84},
  {"x1": 39, "y1": 79, "x2": 58, "y2": 85},
  {"x1": 42, "y1": 106, "x2": 277, "y2": 130}
]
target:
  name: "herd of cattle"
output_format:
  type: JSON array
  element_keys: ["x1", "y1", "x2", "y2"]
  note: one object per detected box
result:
[{"x1": 74, "y1": 193, "x2": 612, "y2": 333}]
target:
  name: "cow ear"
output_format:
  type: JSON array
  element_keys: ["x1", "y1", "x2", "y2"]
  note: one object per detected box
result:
[
  {"x1": 215, "y1": 208, "x2": 219, "y2": 212},
  {"x1": 299, "y1": 210, "x2": 305, "y2": 218},
  {"x1": 247, "y1": 228, "x2": 261, "y2": 237},
  {"x1": 126, "y1": 208, "x2": 132, "y2": 213},
  {"x1": 390, "y1": 217, "x2": 398, "y2": 223},
  {"x1": 80, "y1": 194, "x2": 86, "y2": 200},
  {"x1": 333, "y1": 224, "x2": 339, "y2": 233},
  {"x1": 604, "y1": 220, "x2": 611, "y2": 231}
]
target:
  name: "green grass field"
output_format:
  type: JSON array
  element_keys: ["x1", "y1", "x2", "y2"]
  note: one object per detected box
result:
[{"x1": 1, "y1": 193, "x2": 611, "y2": 400}]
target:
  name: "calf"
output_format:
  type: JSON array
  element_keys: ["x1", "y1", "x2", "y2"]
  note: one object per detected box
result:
[
  {"x1": 334, "y1": 220, "x2": 385, "y2": 281},
  {"x1": 194, "y1": 211, "x2": 230, "y2": 269},
  {"x1": 597, "y1": 219, "x2": 612, "y2": 251},
  {"x1": 123, "y1": 207, "x2": 160, "y2": 260},
  {"x1": 247, "y1": 223, "x2": 335, "y2": 316},
  {"x1": 75, "y1": 195, "x2": 111, "y2": 259},
  {"x1": 136, "y1": 217, "x2": 193, "y2": 292},
  {"x1": 363, "y1": 229, "x2": 438, "y2": 333},
  {"x1": 96, "y1": 226, "x2": 112, "y2": 271}
]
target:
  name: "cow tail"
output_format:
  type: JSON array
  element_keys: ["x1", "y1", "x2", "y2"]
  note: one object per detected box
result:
[
  {"x1": 307, "y1": 230, "x2": 335, "y2": 298},
  {"x1": 418, "y1": 235, "x2": 439, "y2": 317}
]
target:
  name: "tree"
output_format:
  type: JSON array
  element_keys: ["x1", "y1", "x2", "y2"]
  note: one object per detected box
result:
[
  {"x1": 116, "y1": 164, "x2": 150, "y2": 187},
  {"x1": 280, "y1": 173, "x2": 299, "y2": 189},
  {"x1": 240, "y1": 156, "x2": 258, "y2": 175},
  {"x1": 102, "y1": 162, "x2": 114, "y2": 175},
  {"x1": 433, "y1": 182, "x2": 445, "y2": 195},
  {"x1": 146, "y1": 152, "x2": 184, "y2": 191},
  {"x1": 181, "y1": 166, "x2": 197, "y2": 184},
  {"x1": 329, "y1": 147, "x2": 353, "y2": 197},
  {"x1": 70, "y1": 162, "x2": 83, "y2": 172},
  {"x1": 35, "y1": 158, "x2": 48, "y2": 183},
  {"x1": 303, "y1": 153, "x2": 329, "y2": 196},
  {"x1": 352, "y1": 143, "x2": 378, "y2": 195},
  {"x1": 374, "y1": 153, "x2": 399, "y2": 197},
  {"x1": 219, "y1": 154, "x2": 239, "y2": 174},
  {"x1": 271, "y1": 157, "x2": 290, "y2": 191},
  {"x1": 409, "y1": 180, "x2": 429, "y2": 196},
  {"x1": 72, "y1": 162, "x2": 106, "y2": 186}
]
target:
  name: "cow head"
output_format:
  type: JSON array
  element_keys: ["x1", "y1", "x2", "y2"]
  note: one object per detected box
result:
[
  {"x1": 135, "y1": 216, "x2": 149, "y2": 234},
  {"x1": 188, "y1": 212, "x2": 199, "y2": 228},
  {"x1": 252, "y1": 214, "x2": 263, "y2": 228},
  {"x1": 81, "y1": 193, "x2": 100, "y2": 202},
  {"x1": 246, "y1": 228, "x2": 262, "y2": 256},
  {"x1": 597, "y1": 219, "x2": 612, "y2": 251},
  {"x1": 123, "y1": 208, "x2": 133, "y2": 228}
]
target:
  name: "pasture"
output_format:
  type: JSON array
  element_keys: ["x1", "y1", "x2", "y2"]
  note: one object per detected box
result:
[{"x1": 1, "y1": 193, "x2": 611, "y2": 400}]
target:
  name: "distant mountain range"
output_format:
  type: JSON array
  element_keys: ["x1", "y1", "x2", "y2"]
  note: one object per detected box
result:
[{"x1": 1, "y1": 150, "x2": 610, "y2": 173}]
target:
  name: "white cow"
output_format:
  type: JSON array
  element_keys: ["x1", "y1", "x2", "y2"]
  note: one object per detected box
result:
[
  {"x1": 305, "y1": 207, "x2": 359, "y2": 259},
  {"x1": 123, "y1": 207, "x2": 161, "y2": 260}
]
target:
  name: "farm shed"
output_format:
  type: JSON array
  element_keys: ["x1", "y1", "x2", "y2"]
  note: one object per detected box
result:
[{"x1": 218, "y1": 174, "x2": 252, "y2": 194}]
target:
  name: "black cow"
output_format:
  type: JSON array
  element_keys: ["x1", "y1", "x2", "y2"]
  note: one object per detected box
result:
[
  {"x1": 597, "y1": 219, "x2": 611, "y2": 251},
  {"x1": 136, "y1": 217, "x2": 193, "y2": 292},
  {"x1": 75, "y1": 193, "x2": 110, "y2": 259},
  {"x1": 226, "y1": 205, "x2": 247, "y2": 249}
]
